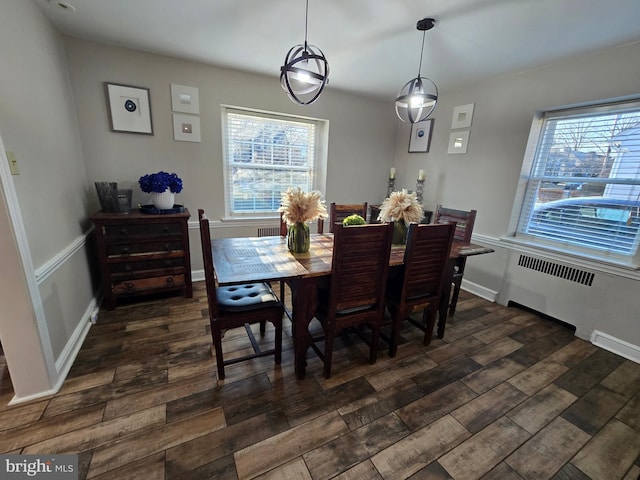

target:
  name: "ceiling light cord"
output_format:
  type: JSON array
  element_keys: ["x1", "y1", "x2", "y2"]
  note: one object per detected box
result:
[
  {"x1": 417, "y1": 30, "x2": 426, "y2": 77},
  {"x1": 304, "y1": 0, "x2": 309, "y2": 49}
]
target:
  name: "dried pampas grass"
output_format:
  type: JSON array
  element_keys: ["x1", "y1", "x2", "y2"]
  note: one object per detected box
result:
[
  {"x1": 377, "y1": 189, "x2": 424, "y2": 225},
  {"x1": 279, "y1": 187, "x2": 329, "y2": 226}
]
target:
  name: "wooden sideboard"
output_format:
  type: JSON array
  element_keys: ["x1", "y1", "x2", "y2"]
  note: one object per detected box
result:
[{"x1": 90, "y1": 208, "x2": 192, "y2": 309}]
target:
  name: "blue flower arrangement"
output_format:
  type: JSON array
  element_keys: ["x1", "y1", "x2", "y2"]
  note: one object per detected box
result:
[{"x1": 138, "y1": 171, "x2": 183, "y2": 193}]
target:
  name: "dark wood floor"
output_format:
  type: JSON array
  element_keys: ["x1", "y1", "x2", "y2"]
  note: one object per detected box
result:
[{"x1": 1, "y1": 282, "x2": 639, "y2": 480}]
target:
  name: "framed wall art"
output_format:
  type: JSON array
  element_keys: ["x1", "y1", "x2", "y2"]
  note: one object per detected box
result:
[
  {"x1": 447, "y1": 130, "x2": 470, "y2": 154},
  {"x1": 170, "y1": 83, "x2": 200, "y2": 114},
  {"x1": 408, "y1": 119, "x2": 434, "y2": 153},
  {"x1": 451, "y1": 103, "x2": 474, "y2": 129},
  {"x1": 173, "y1": 114, "x2": 201, "y2": 142},
  {"x1": 105, "y1": 82, "x2": 153, "y2": 135}
]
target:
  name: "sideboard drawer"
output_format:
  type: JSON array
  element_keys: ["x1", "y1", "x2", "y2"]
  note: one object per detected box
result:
[
  {"x1": 91, "y1": 208, "x2": 192, "y2": 309},
  {"x1": 105, "y1": 241, "x2": 185, "y2": 258},
  {"x1": 109, "y1": 257, "x2": 186, "y2": 279},
  {"x1": 103, "y1": 222, "x2": 183, "y2": 241},
  {"x1": 112, "y1": 274, "x2": 185, "y2": 295}
]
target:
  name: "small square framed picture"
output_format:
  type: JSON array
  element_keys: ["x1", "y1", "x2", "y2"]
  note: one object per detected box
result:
[
  {"x1": 173, "y1": 114, "x2": 201, "y2": 142},
  {"x1": 170, "y1": 83, "x2": 200, "y2": 114},
  {"x1": 105, "y1": 83, "x2": 153, "y2": 135},
  {"x1": 408, "y1": 119, "x2": 434, "y2": 153},
  {"x1": 451, "y1": 103, "x2": 474, "y2": 129},
  {"x1": 447, "y1": 130, "x2": 470, "y2": 154}
]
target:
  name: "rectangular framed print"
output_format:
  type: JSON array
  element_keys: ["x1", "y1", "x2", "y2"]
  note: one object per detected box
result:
[
  {"x1": 447, "y1": 130, "x2": 470, "y2": 154},
  {"x1": 408, "y1": 119, "x2": 434, "y2": 153},
  {"x1": 173, "y1": 114, "x2": 201, "y2": 142},
  {"x1": 105, "y1": 83, "x2": 153, "y2": 134},
  {"x1": 451, "y1": 103, "x2": 474, "y2": 129},
  {"x1": 170, "y1": 83, "x2": 200, "y2": 114}
]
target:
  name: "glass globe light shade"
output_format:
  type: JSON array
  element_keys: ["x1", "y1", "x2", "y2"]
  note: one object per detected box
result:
[
  {"x1": 280, "y1": 43, "x2": 329, "y2": 105},
  {"x1": 395, "y1": 76, "x2": 438, "y2": 123}
]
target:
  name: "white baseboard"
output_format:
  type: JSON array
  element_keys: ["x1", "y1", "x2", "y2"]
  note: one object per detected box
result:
[
  {"x1": 461, "y1": 278, "x2": 498, "y2": 303},
  {"x1": 54, "y1": 300, "x2": 96, "y2": 375},
  {"x1": 8, "y1": 297, "x2": 97, "y2": 406},
  {"x1": 591, "y1": 330, "x2": 640, "y2": 364},
  {"x1": 192, "y1": 269, "x2": 205, "y2": 283},
  {"x1": 8, "y1": 387, "x2": 59, "y2": 406}
]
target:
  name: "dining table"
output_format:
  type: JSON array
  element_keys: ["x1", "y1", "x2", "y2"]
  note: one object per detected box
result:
[{"x1": 210, "y1": 233, "x2": 493, "y2": 379}]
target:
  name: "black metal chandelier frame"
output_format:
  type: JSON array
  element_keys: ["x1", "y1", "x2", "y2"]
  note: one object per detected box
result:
[
  {"x1": 280, "y1": 0, "x2": 329, "y2": 105},
  {"x1": 395, "y1": 18, "x2": 439, "y2": 123}
]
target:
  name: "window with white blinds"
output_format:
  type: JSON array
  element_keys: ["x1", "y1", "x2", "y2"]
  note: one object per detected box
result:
[
  {"x1": 221, "y1": 107, "x2": 325, "y2": 217},
  {"x1": 517, "y1": 100, "x2": 640, "y2": 258}
]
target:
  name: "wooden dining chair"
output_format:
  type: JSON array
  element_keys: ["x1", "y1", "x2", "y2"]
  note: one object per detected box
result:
[
  {"x1": 312, "y1": 222, "x2": 394, "y2": 378},
  {"x1": 385, "y1": 222, "x2": 456, "y2": 357},
  {"x1": 198, "y1": 209, "x2": 284, "y2": 380},
  {"x1": 434, "y1": 205, "x2": 477, "y2": 316},
  {"x1": 323, "y1": 202, "x2": 368, "y2": 233}
]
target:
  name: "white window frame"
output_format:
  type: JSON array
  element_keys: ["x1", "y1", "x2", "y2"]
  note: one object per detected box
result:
[
  {"x1": 220, "y1": 105, "x2": 328, "y2": 220},
  {"x1": 508, "y1": 98, "x2": 640, "y2": 270}
]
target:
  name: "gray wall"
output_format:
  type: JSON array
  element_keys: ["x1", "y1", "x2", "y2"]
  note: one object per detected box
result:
[
  {"x1": 0, "y1": 0, "x2": 95, "y2": 400},
  {"x1": 63, "y1": 37, "x2": 398, "y2": 222}
]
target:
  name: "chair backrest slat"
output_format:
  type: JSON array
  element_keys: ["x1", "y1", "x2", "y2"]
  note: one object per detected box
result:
[
  {"x1": 434, "y1": 205, "x2": 477, "y2": 242},
  {"x1": 198, "y1": 209, "x2": 219, "y2": 317},
  {"x1": 329, "y1": 202, "x2": 368, "y2": 232},
  {"x1": 402, "y1": 223, "x2": 457, "y2": 301},
  {"x1": 330, "y1": 222, "x2": 393, "y2": 312}
]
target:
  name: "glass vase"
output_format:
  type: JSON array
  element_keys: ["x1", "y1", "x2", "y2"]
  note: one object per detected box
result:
[
  {"x1": 288, "y1": 222, "x2": 310, "y2": 253},
  {"x1": 393, "y1": 221, "x2": 408, "y2": 245}
]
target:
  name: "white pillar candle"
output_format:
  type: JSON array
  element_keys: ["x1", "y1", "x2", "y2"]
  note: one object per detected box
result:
[
  {"x1": 418, "y1": 169, "x2": 425, "y2": 181},
  {"x1": 390, "y1": 167, "x2": 396, "y2": 179}
]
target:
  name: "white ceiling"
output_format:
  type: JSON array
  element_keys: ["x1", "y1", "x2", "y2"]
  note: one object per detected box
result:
[{"x1": 34, "y1": 0, "x2": 640, "y2": 101}]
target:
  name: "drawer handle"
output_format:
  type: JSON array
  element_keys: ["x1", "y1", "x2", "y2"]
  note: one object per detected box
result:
[
  {"x1": 121, "y1": 247, "x2": 131, "y2": 255},
  {"x1": 163, "y1": 260, "x2": 172, "y2": 268},
  {"x1": 166, "y1": 276, "x2": 174, "y2": 285},
  {"x1": 119, "y1": 228, "x2": 128, "y2": 236},
  {"x1": 163, "y1": 243, "x2": 171, "y2": 252},
  {"x1": 162, "y1": 226, "x2": 170, "y2": 234},
  {"x1": 124, "y1": 265, "x2": 133, "y2": 273},
  {"x1": 125, "y1": 282, "x2": 135, "y2": 291}
]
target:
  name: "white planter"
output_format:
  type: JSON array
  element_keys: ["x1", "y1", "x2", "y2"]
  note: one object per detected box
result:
[{"x1": 151, "y1": 189, "x2": 175, "y2": 210}]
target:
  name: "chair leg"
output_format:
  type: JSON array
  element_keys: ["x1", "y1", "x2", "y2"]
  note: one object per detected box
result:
[
  {"x1": 274, "y1": 317, "x2": 282, "y2": 365},
  {"x1": 259, "y1": 320, "x2": 266, "y2": 335},
  {"x1": 422, "y1": 305, "x2": 437, "y2": 346},
  {"x1": 388, "y1": 306, "x2": 402, "y2": 358},
  {"x1": 212, "y1": 325, "x2": 226, "y2": 380},
  {"x1": 369, "y1": 323, "x2": 380, "y2": 364},
  {"x1": 323, "y1": 329, "x2": 335, "y2": 379},
  {"x1": 449, "y1": 281, "x2": 462, "y2": 316}
]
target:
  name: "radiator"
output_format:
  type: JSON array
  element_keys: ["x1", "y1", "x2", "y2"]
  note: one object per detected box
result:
[
  {"x1": 517, "y1": 254, "x2": 594, "y2": 286},
  {"x1": 257, "y1": 227, "x2": 281, "y2": 237},
  {"x1": 502, "y1": 253, "x2": 598, "y2": 339}
]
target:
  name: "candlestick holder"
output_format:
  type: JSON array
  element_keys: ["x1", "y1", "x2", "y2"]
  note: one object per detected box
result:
[
  {"x1": 387, "y1": 177, "x2": 396, "y2": 198},
  {"x1": 415, "y1": 178, "x2": 425, "y2": 204}
]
